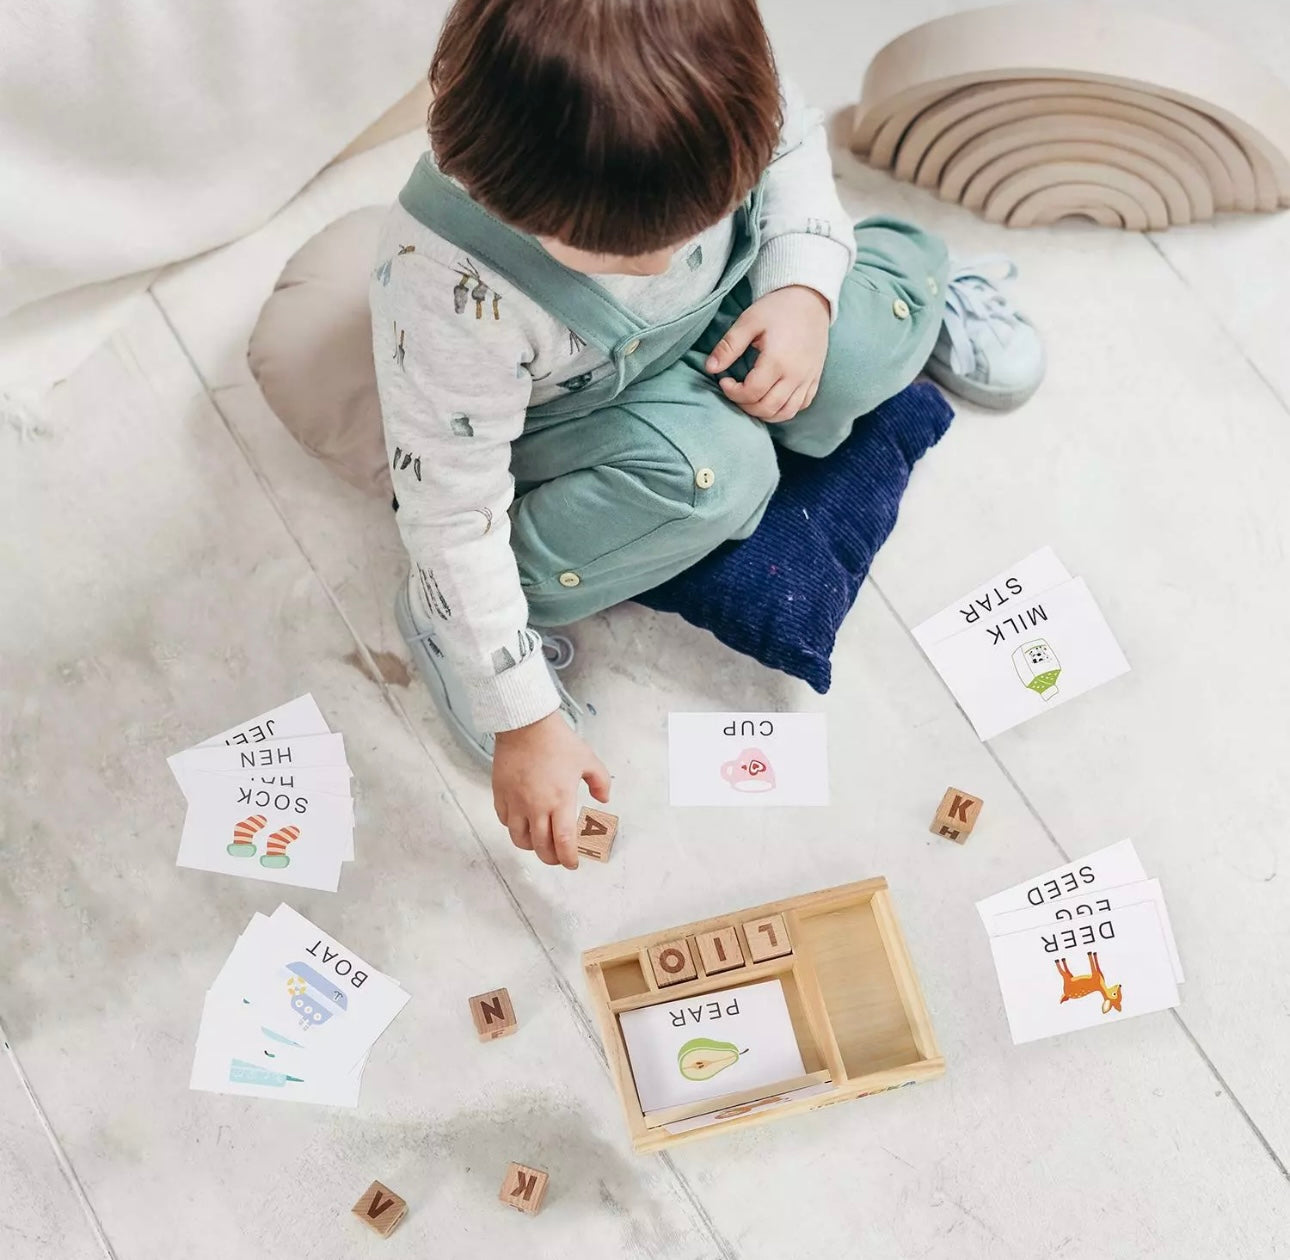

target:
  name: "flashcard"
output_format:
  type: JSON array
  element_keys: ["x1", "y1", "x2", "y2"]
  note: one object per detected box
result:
[
  {"x1": 175, "y1": 772, "x2": 352, "y2": 891},
  {"x1": 913, "y1": 546, "x2": 1071, "y2": 648},
  {"x1": 988, "y1": 899, "x2": 1180, "y2": 1044},
  {"x1": 667, "y1": 713, "x2": 828, "y2": 806},
  {"x1": 920, "y1": 576, "x2": 1129, "y2": 740},
  {"x1": 619, "y1": 979, "x2": 805, "y2": 1113},
  {"x1": 988, "y1": 878, "x2": 1183, "y2": 982},
  {"x1": 169, "y1": 733, "x2": 350, "y2": 779},
  {"x1": 189, "y1": 993, "x2": 363, "y2": 1106},
  {"x1": 214, "y1": 905, "x2": 409, "y2": 1073},
  {"x1": 196, "y1": 694, "x2": 331, "y2": 750},
  {"x1": 975, "y1": 839, "x2": 1147, "y2": 923},
  {"x1": 663, "y1": 1079, "x2": 834, "y2": 1135}
]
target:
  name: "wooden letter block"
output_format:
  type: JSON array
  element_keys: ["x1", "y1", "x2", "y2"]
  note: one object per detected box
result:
[
  {"x1": 575, "y1": 806, "x2": 618, "y2": 862},
  {"x1": 695, "y1": 926, "x2": 745, "y2": 976},
  {"x1": 930, "y1": 787, "x2": 984, "y2": 843},
  {"x1": 647, "y1": 938, "x2": 697, "y2": 987},
  {"x1": 499, "y1": 1162, "x2": 549, "y2": 1215},
  {"x1": 742, "y1": 913, "x2": 792, "y2": 962},
  {"x1": 352, "y1": 1180, "x2": 408, "y2": 1237},
  {"x1": 468, "y1": 987, "x2": 517, "y2": 1042}
]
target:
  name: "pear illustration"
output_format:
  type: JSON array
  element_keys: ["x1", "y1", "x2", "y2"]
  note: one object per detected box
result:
[{"x1": 677, "y1": 1037, "x2": 746, "y2": 1082}]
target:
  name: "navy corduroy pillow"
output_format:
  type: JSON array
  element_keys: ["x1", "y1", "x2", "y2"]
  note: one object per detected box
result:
[{"x1": 636, "y1": 382, "x2": 954, "y2": 692}]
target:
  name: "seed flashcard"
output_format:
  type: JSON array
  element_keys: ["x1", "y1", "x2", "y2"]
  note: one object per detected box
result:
[
  {"x1": 190, "y1": 905, "x2": 408, "y2": 1105},
  {"x1": 167, "y1": 695, "x2": 356, "y2": 890},
  {"x1": 912, "y1": 549, "x2": 1129, "y2": 740},
  {"x1": 618, "y1": 979, "x2": 805, "y2": 1114},
  {"x1": 667, "y1": 713, "x2": 829, "y2": 807},
  {"x1": 976, "y1": 841, "x2": 1182, "y2": 1045}
]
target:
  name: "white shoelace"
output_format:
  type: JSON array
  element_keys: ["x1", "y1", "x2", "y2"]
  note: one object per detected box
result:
[
  {"x1": 940, "y1": 257, "x2": 1025, "y2": 377},
  {"x1": 541, "y1": 633, "x2": 575, "y2": 670}
]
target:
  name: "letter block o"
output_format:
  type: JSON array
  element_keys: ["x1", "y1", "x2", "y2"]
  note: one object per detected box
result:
[{"x1": 647, "y1": 939, "x2": 698, "y2": 987}]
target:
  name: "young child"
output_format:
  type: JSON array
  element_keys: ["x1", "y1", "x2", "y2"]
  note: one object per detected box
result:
[{"x1": 370, "y1": 0, "x2": 1042, "y2": 870}]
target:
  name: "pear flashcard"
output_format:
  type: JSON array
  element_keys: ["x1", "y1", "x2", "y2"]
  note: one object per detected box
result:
[
  {"x1": 667, "y1": 713, "x2": 829, "y2": 806},
  {"x1": 618, "y1": 979, "x2": 805, "y2": 1113},
  {"x1": 913, "y1": 551, "x2": 1129, "y2": 740}
]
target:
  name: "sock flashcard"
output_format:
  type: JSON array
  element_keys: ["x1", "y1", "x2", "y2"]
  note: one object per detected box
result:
[
  {"x1": 667, "y1": 713, "x2": 829, "y2": 806},
  {"x1": 168, "y1": 696, "x2": 356, "y2": 889},
  {"x1": 913, "y1": 551, "x2": 1129, "y2": 740}
]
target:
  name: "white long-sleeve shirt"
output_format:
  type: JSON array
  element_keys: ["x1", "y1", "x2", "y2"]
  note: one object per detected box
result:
[{"x1": 370, "y1": 81, "x2": 856, "y2": 733}]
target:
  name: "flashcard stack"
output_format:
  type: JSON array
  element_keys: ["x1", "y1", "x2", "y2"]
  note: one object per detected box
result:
[
  {"x1": 913, "y1": 547, "x2": 1130, "y2": 740},
  {"x1": 168, "y1": 695, "x2": 355, "y2": 892},
  {"x1": 190, "y1": 904, "x2": 409, "y2": 1106},
  {"x1": 977, "y1": 840, "x2": 1183, "y2": 1045}
]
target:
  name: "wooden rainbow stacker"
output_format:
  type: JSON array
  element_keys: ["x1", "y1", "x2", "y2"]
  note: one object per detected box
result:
[{"x1": 582, "y1": 878, "x2": 943, "y2": 1152}]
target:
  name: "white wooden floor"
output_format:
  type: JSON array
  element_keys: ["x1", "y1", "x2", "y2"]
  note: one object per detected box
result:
[{"x1": 4, "y1": 2, "x2": 1290, "y2": 1256}]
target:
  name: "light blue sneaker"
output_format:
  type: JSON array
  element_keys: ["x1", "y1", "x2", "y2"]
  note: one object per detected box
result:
[
  {"x1": 394, "y1": 579, "x2": 582, "y2": 767},
  {"x1": 926, "y1": 259, "x2": 1045, "y2": 410}
]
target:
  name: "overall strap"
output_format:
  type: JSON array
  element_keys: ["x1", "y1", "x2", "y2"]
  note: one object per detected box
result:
[{"x1": 398, "y1": 155, "x2": 645, "y2": 354}]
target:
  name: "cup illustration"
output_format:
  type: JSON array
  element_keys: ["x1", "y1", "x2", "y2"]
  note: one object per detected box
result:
[
  {"x1": 1013, "y1": 639, "x2": 1061, "y2": 700},
  {"x1": 720, "y1": 747, "x2": 776, "y2": 793}
]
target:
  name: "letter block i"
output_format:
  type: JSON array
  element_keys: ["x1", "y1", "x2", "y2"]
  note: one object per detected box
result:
[
  {"x1": 930, "y1": 787, "x2": 984, "y2": 843},
  {"x1": 468, "y1": 987, "x2": 518, "y2": 1042}
]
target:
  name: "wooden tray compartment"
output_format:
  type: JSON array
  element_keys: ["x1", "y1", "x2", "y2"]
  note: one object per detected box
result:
[{"x1": 582, "y1": 877, "x2": 943, "y2": 1152}]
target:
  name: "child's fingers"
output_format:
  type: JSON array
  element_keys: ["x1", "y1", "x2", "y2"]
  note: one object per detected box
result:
[
  {"x1": 508, "y1": 816, "x2": 533, "y2": 852},
  {"x1": 748, "y1": 376, "x2": 798, "y2": 421},
  {"x1": 704, "y1": 313, "x2": 761, "y2": 373},
  {"x1": 494, "y1": 795, "x2": 509, "y2": 827},
  {"x1": 583, "y1": 759, "x2": 612, "y2": 803},
  {"x1": 720, "y1": 357, "x2": 779, "y2": 407},
  {"x1": 528, "y1": 813, "x2": 560, "y2": 866},
  {"x1": 551, "y1": 803, "x2": 580, "y2": 870},
  {"x1": 803, "y1": 378, "x2": 820, "y2": 410},
  {"x1": 769, "y1": 380, "x2": 812, "y2": 423}
]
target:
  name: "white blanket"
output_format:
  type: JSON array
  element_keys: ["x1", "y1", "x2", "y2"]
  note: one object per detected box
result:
[{"x1": 0, "y1": 0, "x2": 446, "y2": 391}]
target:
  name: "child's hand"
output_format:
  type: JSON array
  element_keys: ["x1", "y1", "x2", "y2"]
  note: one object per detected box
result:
[
  {"x1": 705, "y1": 285, "x2": 830, "y2": 422},
  {"x1": 493, "y1": 711, "x2": 611, "y2": 869}
]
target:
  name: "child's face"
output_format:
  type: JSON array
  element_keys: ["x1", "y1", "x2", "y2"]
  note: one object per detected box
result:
[{"x1": 538, "y1": 236, "x2": 678, "y2": 276}]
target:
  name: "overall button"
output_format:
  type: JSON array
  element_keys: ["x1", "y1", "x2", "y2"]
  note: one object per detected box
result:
[
  {"x1": 695, "y1": 468, "x2": 716, "y2": 489},
  {"x1": 927, "y1": 277, "x2": 939, "y2": 296},
  {"x1": 558, "y1": 571, "x2": 581, "y2": 588},
  {"x1": 624, "y1": 338, "x2": 641, "y2": 355},
  {"x1": 892, "y1": 298, "x2": 911, "y2": 320}
]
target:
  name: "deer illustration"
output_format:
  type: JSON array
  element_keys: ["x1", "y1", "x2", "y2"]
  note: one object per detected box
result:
[{"x1": 1056, "y1": 952, "x2": 1122, "y2": 1014}]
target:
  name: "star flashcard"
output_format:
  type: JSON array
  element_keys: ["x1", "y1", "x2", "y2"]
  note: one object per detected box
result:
[
  {"x1": 667, "y1": 713, "x2": 829, "y2": 806},
  {"x1": 987, "y1": 900, "x2": 1180, "y2": 1044},
  {"x1": 917, "y1": 574, "x2": 1130, "y2": 740}
]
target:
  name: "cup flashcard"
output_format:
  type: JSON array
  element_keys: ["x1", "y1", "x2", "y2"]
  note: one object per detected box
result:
[
  {"x1": 668, "y1": 713, "x2": 829, "y2": 806},
  {"x1": 619, "y1": 979, "x2": 805, "y2": 1113},
  {"x1": 988, "y1": 900, "x2": 1180, "y2": 1044},
  {"x1": 918, "y1": 575, "x2": 1130, "y2": 740}
]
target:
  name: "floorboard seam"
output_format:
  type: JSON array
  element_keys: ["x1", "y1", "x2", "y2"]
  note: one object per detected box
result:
[
  {"x1": 148, "y1": 290, "x2": 739, "y2": 1257},
  {"x1": 869, "y1": 578, "x2": 1290, "y2": 1187},
  {"x1": 1, "y1": 1015, "x2": 119, "y2": 1259}
]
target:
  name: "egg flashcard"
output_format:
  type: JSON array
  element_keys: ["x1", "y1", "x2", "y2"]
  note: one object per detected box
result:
[
  {"x1": 916, "y1": 574, "x2": 1129, "y2": 741},
  {"x1": 619, "y1": 979, "x2": 805, "y2": 1113},
  {"x1": 667, "y1": 713, "x2": 829, "y2": 806}
]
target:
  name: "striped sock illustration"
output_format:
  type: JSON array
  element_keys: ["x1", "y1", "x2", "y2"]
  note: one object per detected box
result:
[
  {"x1": 228, "y1": 814, "x2": 267, "y2": 857},
  {"x1": 259, "y1": 825, "x2": 300, "y2": 869}
]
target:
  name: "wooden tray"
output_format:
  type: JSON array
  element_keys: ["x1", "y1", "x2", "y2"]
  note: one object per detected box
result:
[{"x1": 582, "y1": 878, "x2": 943, "y2": 1152}]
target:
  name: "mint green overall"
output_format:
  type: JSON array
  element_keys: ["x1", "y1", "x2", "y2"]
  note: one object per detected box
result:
[{"x1": 398, "y1": 158, "x2": 948, "y2": 627}]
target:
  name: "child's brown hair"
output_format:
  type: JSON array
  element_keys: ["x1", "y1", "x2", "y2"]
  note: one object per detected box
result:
[{"x1": 429, "y1": 0, "x2": 782, "y2": 255}]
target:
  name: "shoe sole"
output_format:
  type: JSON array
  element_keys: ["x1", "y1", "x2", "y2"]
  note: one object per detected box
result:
[
  {"x1": 394, "y1": 585, "x2": 495, "y2": 768},
  {"x1": 924, "y1": 359, "x2": 1043, "y2": 412}
]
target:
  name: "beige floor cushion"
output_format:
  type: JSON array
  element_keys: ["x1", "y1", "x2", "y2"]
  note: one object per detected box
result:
[{"x1": 247, "y1": 206, "x2": 392, "y2": 498}]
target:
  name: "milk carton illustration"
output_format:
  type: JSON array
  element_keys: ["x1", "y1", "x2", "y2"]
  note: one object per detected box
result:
[{"x1": 1013, "y1": 640, "x2": 1061, "y2": 700}]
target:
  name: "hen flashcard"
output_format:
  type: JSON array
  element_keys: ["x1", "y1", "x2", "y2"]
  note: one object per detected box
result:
[
  {"x1": 168, "y1": 696, "x2": 356, "y2": 887},
  {"x1": 916, "y1": 571, "x2": 1129, "y2": 740},
  {"x1": 619, "y1": 979, "x2": 805, "y2": 1113},
  {"x1": 667, "y1": 713, "x2": 829, "y2": 806},
  {"x1": 988, "y1": 900, "x2": 1180, "y2": 1044}
]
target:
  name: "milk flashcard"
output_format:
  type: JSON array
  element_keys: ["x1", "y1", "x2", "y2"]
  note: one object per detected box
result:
[
  {"x1": 988, "y1": 900, "x2": 1180, "y2": 1044},
  {"x1": 619, "y1": 979, "x2": 805, "y2": 1113},
  {"x1": 667, "y1": 713, "x2": 828, "y2": 806},
  {"x1": 918, "y1": 574, "x2": 1129, "y2": 740}
]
